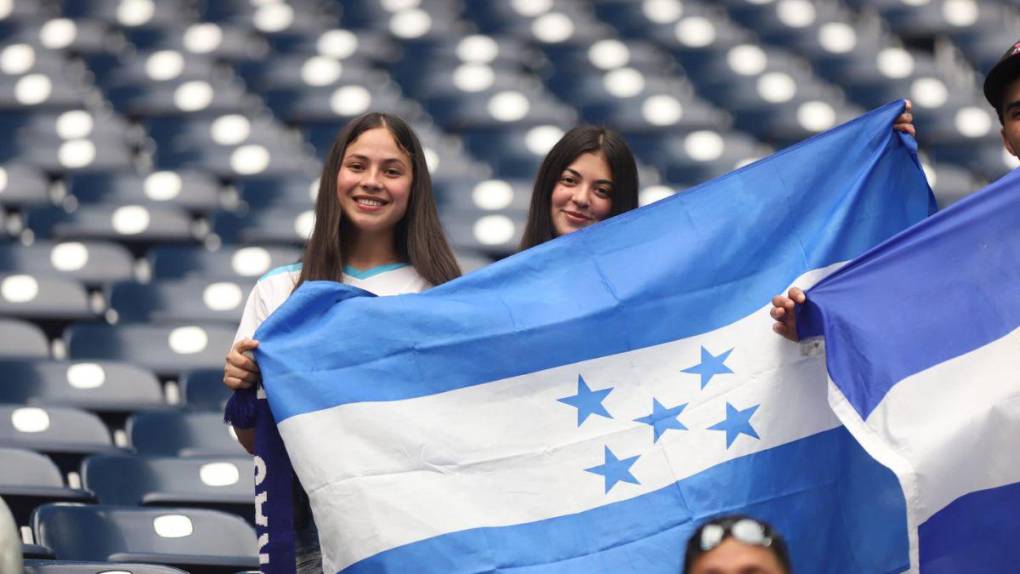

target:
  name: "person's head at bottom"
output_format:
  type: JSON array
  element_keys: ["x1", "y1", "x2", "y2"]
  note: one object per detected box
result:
[{"x1": 683, "y1": 515, "x2": 791, "y2": 574}]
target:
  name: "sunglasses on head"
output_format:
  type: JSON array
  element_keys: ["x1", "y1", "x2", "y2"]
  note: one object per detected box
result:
[{"x1": 698, "y1": 517, "x2": 774, "y2": 552}]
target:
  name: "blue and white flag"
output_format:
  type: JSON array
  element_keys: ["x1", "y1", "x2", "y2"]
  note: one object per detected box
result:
[
  {"x1": 253, "y1": 101, "x2": 933, "y2": 573},
  {"x1": 799, "y1": 167, "x2": 1020, "y2": 573}
]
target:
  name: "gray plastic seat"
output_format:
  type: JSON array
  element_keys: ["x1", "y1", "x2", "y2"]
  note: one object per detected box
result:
[
  {"x1": 127, "y1": 411, "x2": 247, "y2": 457},
  {"x1": 32, "y1": 504, "x2": 257, "y2": 571},
  {"x1": 0, "y1": 273, "x2": 95, "y2": 322},
  {"x1": 82, "y1": 453, "x2": 254, "y2": 521},
  {"x1": 0, "y1": 405, "x2": 115, "y2": 457},
  {"x1": 0, "y1": 318, "x2": 50, "y2": 359},
  {"x1": 64, "y1": 322, "x2": 236, "y2": 377},
  {"x1": 0, "y1": 359, "x2": 165, "y2": 414},
  {"x1": 109, "y1": 277, "x2": 253, "y2": 324},
  {"x1": 148, "y1": 244, "x2": 302, "y2": 280},
  {"x1": 0, "y1": 240, "x2": 134, "y2": 286},
  {"x1": 0, "y1": 448, "x2": 92, "y2": 525}
]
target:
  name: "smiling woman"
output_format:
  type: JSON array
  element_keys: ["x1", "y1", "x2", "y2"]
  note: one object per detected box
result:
[
  {"x1": 520, "y1": 125, "x2": 639, "y2": 250},
  {"x1": 220, "y1": 112, "x2": 461, "y2": 574}
]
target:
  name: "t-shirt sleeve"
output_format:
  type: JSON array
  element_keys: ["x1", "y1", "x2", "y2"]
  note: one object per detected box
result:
[{"x1": 233, "y1": 281, "x2": 269, "y2": 344}]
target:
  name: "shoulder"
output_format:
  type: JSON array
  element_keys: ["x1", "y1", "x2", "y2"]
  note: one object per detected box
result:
[{"x1": 251, "y1": 263, "x2": 302, "y2": 303}]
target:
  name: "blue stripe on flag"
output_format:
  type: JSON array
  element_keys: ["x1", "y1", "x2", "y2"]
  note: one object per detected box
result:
[
  {"x1": 338, "y1": 427, "x2": 908, "y2": 574},
  {"x1": 918, "y1": 481, "x2": 1020, "y2": 573},
  {"x1": 800, "y1": 168, "x2": 1020, "y2": 418},
  {"x1": 257, "y1": 101, "x2": 934, "y2": 422}
]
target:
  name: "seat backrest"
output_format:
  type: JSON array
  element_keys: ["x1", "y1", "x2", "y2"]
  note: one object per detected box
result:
[
  {"x1": 0, "y1": 447, "x2": 64, "y2": 488},
  {"x1": 0, "y1": 359, "x2": 165, "y2": 413},
  {"x1": 127, "y1": 411, "x2": 246, "y2": 456},
  {"x1": 0, "y1": 405, "x2": 112, "y2": 454},
  {"x1": 64, "y1": 322, "x2": 236, "y2": 377},
  {"x1": 82, "y1": 453, "x2": 254, "y2": 506},
  {"x1": 32, "y1": 504, "x2": 256, "y2": 566},
  {"x1": 0, "y1": 319, "x2": 49, "y2": 359}
]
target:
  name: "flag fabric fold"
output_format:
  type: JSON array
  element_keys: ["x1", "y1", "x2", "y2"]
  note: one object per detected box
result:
[
  {"x1": 799, "y1": 168, "x2": 1020, "y2": 573},
  {"x1": 251, "y1": 101, "x2": 933, "y2": 573}
]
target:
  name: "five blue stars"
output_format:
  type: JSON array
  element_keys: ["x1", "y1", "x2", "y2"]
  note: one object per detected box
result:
[
  {"x1": 585, "y1": 446, "x2": 641, "y2": 493},
  {"x1": 708, "y1": 402, "x2": 760, "y2": 448},
  {"x1": 633, "y1": 399, "x2": 688, "y2": 442},
  {"x1": 682, "y1": 347, "x2": 734, "y2": 389},
  {"x1": 558, "y1": 375, "x2": 613, "y2": 426}
]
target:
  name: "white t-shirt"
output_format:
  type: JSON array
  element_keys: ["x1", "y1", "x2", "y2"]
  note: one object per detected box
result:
[{"x1": 233, "y1": 262, "x2": 431, "y2": 343}]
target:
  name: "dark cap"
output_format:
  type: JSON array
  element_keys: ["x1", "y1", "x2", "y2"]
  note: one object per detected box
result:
[{"x1": 983, "y1": 40, "x2": 1020, "y2": 117}]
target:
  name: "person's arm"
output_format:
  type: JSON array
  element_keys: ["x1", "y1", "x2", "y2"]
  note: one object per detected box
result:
[
  {"x1": 770, "y1": 287, "x2": 806, "y2": 342},
  {"x1": 226, "y1": 282, "x2": 269, "y2": 455}
]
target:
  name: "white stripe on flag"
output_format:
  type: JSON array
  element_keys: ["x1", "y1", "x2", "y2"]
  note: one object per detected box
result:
[{"x1": 280, "y1": 267, "x2": 844, "y2": 572}]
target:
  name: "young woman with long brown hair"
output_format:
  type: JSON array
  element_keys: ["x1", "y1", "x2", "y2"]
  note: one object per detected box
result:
[{"x1": 221, "y1": 111, "x2": 460, "y2": 573}]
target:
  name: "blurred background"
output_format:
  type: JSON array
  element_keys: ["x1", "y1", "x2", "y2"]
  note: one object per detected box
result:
[{"x1": 0, "y1": 0, "x2": 1017, "y2": 571}]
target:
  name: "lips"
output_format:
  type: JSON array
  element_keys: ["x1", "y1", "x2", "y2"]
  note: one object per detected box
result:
[
  {"x1": 352, "y1": 196, "x2": 388, "y2": 210},
  {"x1": 562, "y1": 209, "x2": 593, "y2": 225}
]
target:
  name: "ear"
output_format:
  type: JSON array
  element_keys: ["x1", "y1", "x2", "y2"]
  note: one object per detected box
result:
[{"x1": 1004, "y1": 127, "x2": 1019, "y2": 159}]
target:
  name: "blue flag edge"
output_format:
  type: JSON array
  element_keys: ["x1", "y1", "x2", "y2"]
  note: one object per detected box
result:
[{"x1": 799, "y1": 168, "x2": 1020, "y2": 573}]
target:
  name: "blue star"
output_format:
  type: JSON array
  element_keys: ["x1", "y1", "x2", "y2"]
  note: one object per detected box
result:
[
  {"x1": 633, "y1": 399, "x2": 688, "y2": 442},
  {"x1": 558, "y1": 375, "x2": 613, "y2": 426},
  {"x1": 708, "y1": 402, "x2": 760, "y2": 448},
  {"x1": 585, "y1": 446, "x2": 641, "y2": 493},
  {"x1": 682, "y1": 346, "x2": 734, "y2": 389}
]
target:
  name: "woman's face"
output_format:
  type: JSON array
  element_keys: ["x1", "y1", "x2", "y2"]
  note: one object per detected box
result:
[
  {"x1": 549, "y1": 151, "x2": 614, "y2": 236},
  {"x1": 688, "y1": 538, "x2": 786, "y2": 574},
  {"x1": 336, "y1": 126, "x2": 413, "y2": 236}
]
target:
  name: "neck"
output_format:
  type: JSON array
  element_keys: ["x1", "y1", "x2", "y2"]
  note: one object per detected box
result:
[{"x1": 344, "y1": 227, "x2": 401, "y2": 270}]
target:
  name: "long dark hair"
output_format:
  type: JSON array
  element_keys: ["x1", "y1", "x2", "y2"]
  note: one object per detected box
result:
[
  {"x1": 298, "y1": 112, "x2": 461, "y2": 287},
  {"x1": 519, "y1": 125, "x2": 639, "y2": 250}
]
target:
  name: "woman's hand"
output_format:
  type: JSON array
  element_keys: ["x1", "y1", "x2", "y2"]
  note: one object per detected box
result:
[
  {"x1": 771, "y1": 287, "x2": 806, "y2": 342},
  {"x1": 223, "y1": 338, "x2": 260, "y2": 390},
  {"x1": 893, "y1": 99, "x2": 915, "y2": 137}
]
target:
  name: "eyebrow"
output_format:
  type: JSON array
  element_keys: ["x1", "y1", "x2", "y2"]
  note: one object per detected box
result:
[
  {"x1": 563, "y1": 167, "x2": 614, "y2": 186},
  {"x1": 1006, "y1": 100, "x2": 1020, "y2": 115},
  {"x1": 345, "y1": 154, "x2": 408, "y2": 165}
]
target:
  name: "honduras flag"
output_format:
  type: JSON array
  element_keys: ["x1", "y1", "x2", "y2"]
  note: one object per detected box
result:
[
  {"x1": 251, "y1": 101, "x2": 933, "y2": 573},
  {"x1": 799, "y1": 167, "x2": 1020, "y2": 573}
]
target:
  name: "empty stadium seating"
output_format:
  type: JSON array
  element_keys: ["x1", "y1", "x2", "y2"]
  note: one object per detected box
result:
[{"x1": 1, "y1": 0, "x2": 1016, "y2": 568}]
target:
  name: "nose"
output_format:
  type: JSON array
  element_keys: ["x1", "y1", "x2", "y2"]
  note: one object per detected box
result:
[
  {"x1": 569, "y1": 185, "x2": 590, "y2": 208},
  {"x1": 361, "y1": 167, "x2": 383, "y2": 191}
]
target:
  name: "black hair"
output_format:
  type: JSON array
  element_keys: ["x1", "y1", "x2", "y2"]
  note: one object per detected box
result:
[{"x1": 519, "y1": 125, "x2": 639, "y2": 250}]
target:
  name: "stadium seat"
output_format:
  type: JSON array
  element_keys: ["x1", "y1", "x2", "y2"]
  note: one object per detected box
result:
[
  {"x1": 180, "y1": 369, "x2": 232, "y2": 412},
  {"x1": 147, "y1": 244, "x2": 302, "y2": 280},
  {"x1": 82, "y1": 453, "x2": 254, "y2": 520},
  {"x1": 32, "y1": 504, "x2": 258, "y2": 572},
  {"x1": 0, "y1": 318, "x2": 50, "y2": 358},
  {"x1": 441, "y1": 210, "x2": 524, "y2": 257},
  {"x1": 0, "y1": 273, "x2": 95, "y2": 322},
  {"x1": 211, "y1": 205, "x2": 314, "y2": 245},
  {"x1": 67, "y1": 170, "x2": 222, "y2": 213},
  {"x1": 24, "y1": 204, "x2": 197, "y2": 246},
  {"x1": 24, "y1": 561, "x2": 190, "y2": 574},
  {"x1": 0, "y1": 162, "x2": 50, "y2": 207},
  {"x1": 0, "y1": 240, "x2": 135, "y2": 286},
  {"x1": 108, "y1": 277, "x2": 253, "y2": 324},
  {"x1": 127, "y1": 411, "x2": 247, "y2": 456},
  {"x1": 0, "y1": 359, "x2": 165, "y2": 414},
  {"x1": 64, "y1": 322, "x2": 237, "y2": 377},
  {"x1": 0, "y1": 405, "x2": 117, "y2": 463},
  {"x1": 0, "y1": 447, "x2": 92, "y2": 525}
]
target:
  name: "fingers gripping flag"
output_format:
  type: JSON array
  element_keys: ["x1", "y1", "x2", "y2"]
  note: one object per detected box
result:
[
  {"x1": 800, "y1": 168, "x2": 1020, "y2": 573},
  {"x1": 252, "y1": 102, "x2": 934, "y2": 573}
]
